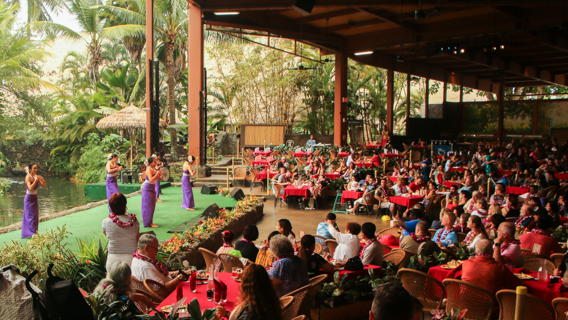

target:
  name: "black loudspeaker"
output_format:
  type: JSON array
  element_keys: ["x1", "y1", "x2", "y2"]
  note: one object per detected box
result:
[
  {"x1": 230, "y1": 188, "x2": 245, "y2": 201},
  {"x1": 201, "y1": 185, "x2": 218, "y2": 194},
  {"x1": 202, "y1": 203, "x2": 219, "y2": 218},
  {"x1": 293, "y1": 0, "x2": 316, "y2": 15}
]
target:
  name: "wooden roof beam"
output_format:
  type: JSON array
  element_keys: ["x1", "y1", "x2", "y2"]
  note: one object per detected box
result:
[
  {"x1": 357, "y1": 8, "x2": 418, "y2": 32},
  {"x1": 294, "y1": 8, "x2": 360, "y2": 23}
]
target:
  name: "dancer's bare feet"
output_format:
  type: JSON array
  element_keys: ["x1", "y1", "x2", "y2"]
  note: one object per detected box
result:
[
  {"x1": 187, "y1": 208, "x2": 196, "y2": 211},
  {"x1": 150, "y1": 223, "x2": 160, "y2": 228},
  {"x1": 156, "y1": 198, "x2": 164, "y2": 203}
]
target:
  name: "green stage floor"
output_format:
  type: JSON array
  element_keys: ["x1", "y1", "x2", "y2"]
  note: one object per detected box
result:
[
  {"x1": 84, "y1": 181, "x2": 171, "y2": 201},
  {"x1": 0, "y1": 187, "x2": 237, "y2": 252}
]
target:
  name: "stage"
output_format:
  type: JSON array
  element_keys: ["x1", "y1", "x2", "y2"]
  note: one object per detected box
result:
[
  {"x1": 0, "y1": 187, "x2": 237, "y2": 252},
  {"x1": 83, "y1": 181, "x2": 171, "y2": 201}
]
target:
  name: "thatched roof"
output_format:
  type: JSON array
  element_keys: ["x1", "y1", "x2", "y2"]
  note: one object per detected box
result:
[{"x1": 96, "y1": 105, "x2": 167, "y2": 130}]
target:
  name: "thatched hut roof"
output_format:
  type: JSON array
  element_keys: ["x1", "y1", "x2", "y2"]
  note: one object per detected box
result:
[{"x1": 96, "y1": 105, "x2": 167, "y2": 130}]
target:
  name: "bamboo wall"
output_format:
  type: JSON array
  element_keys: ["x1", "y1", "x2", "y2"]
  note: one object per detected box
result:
[{"x1": 241, "y1": 125, "x2": 285, "y2": 147}]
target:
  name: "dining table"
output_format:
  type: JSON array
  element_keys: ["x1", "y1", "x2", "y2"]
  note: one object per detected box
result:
[
  {"x1": 506, "y1": 186, "x2": 529, "y2": 195},
  {"x1": 338, "y1": 152, "x2": 350, "y2": 157},
  {"x1": 341, "y1": 190, "x2": 364, "y2": 204},
  {"x1": 252, "y1": 151, "x2": 271, "y2": 156},
  {"x1": 294, "y1": 151, "x2": 312, "y2": 158},
  {"x1": 555, "y1": 173, "x2": 568, "y2": 181},
  {"x1": 325, "y1": 173, "x2": 341, "y2": 180},
  {"x1": 389, "y1": 195, "x2": 424, "y2": 208},
  {"x1": 382, "y1": 153, "x2": 400, "y2": 158},
  {"x1": 449, "y1": 167, "x2": 466, "y2": 173},
  {"x1": 252, "y1": 160, "x2": 272, "y2": 166},
  {"x1": 154, "y1": 273, "x2": 238, "y2": 314},
  {"x1": 443, "y1": 181, "x2": 459, "y2": 189},
  {"x1": 255, "y1": 168, "x2": 276, "y2": 181},
  {"x1": 365, "y1": 145, "x2": 380, "y2": 149},
  {"x1": 282, "y1": 185, "x2": 310, "y2": 201},
  {"x1": 427, "y1": 265, "x2": 566, "y2": 305},
  {"x1": 354, "y1": 162, "x2": 373, "y2": 168}
]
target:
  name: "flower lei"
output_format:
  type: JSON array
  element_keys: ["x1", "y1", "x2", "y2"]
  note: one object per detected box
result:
[
  {"x1": 410, "y1": 233, "x2": 430, "y2": 243},
  {"x1": 463, "y1": 231, "x2": 479, "y2": 246},
  {"x1": 240, "y1": 239, "x2": 254, "y2": 245},
  {"x1": 500, "y1": 239, "x2": 520, "y2": 253},
  {"x1": 132, "y1": 252, "x2": 169, "y2": 276},
  {"x1": 222, "y1": 243, "x2": 233, "y2": 248},
  {"x1": 109, "y1": 213, "x2": 137, "y2": 228},
  {"x1": 514, "y1": 215, "x2": 532, "y2": 227},
  {"x1": 530, "y1": 228, "x2": 546, "y2": 235},
  {"x1": 378, "y1": 186, "x2": 390, "y2": 201},
  {"x1": 477, "y1": 253, "x2": 492, "y2": 258},
  {"x1": 359, "y1": 237, "x2": 376, "y2": 260},
  {"x1": 434, "y1": 229, "x2": 452, "y2": 242}
]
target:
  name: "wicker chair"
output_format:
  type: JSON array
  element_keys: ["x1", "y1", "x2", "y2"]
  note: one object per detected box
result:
[
  {"x1": 456, "y1": 232, "x2": 467, "y2": 244},
  {"x1": 131, "y1": 276, "x2": 161, "y2": 305},
  {"x1": 398, "y1": 268, "x2": 446, "y2": 312},
  {"x1": 296, "y1": 274, "x2": 328, "y2": 318},
  {"x1": 131, "y1": 292, "x2": 157, "y2": 314},
  {"x1": 313, "y1": 242, "x2": 323, "y2": 254},
  {"x1": 249, "y1": 168, "x2": 260, "y2": 191},
  {"x1": 325, "y1": 239, "x2": 338, "y2": 256},
  {"x1": 198, "y1": 247, "x2": 218, "y2": 271},
  {"x1": 291, "y1": 316, "x2": 306, "y2": 320},
  {"x1": 429, "y1": 228, "x2": 438, "y2": 239},
  {"x1": 218, "y1": 253, "x2": 245, "y2": 271},
  {"x1": 274, "y1": 184, "x2": 287, "y2": 208},
  {"x1": 280, "y1": 296, "x2": 295, "y2": 315},
  {"x1": 552, "y1": 297, "x2": 568, "y2": 320},
  {"x1": 313, "y1": 235, "x2": 329, "y2": 252},
  {"x1": 523, "y1": 257, "x2": 555, "y2": 275},
  {"x1": 376, "y1": 227, "x2": 401, "y2": 237},
  {"x1": 443, "y1": 279, "x2": 495, "y2": 320},
  {"x1": 255, "y1": 247, "x2": 276, "y2": 268},
  {"x1": 551, "y1": 253, "x2": 565, "y2": 268},
  {"x1": 282, "y1": 285, "x2": 310, "y2": 320},
  {"x1": 496, "y1": 289, "x2": 554, "y2": 320},
  {"x1": 144, "y1": 279, "x2": 171, "y2": 302},
  {"x1": 383, "y1": 250, "x2": 411, "y2": 269},
  {"x1": 390, "y1": 249, "x2": 415, "y2": 268},
  {"x1": 521, "y1": 249, "x2": 549, "y2": 260}
]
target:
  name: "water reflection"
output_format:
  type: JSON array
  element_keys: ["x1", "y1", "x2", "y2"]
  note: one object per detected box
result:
[{"x1": 0, "y1": 176, "x2": 91, "y2": 228}]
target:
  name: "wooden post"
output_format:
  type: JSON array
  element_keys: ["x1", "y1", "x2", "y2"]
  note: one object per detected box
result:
[
  {"x1": 196, "y1": 157, "x2": 199, "y2": 179},
  {"x1": 386, "y1": 69, "x2": 394, "y2": 135},
  {"x1": 212, "y1": 147, "x2": 215, "y2": 165},
  {"x1": 237, "y1": 140, "x2": 240, "y2": 159},
  {"x1": 487, "y1": 178, "x2": 491, "y2": 201},
  {"x1": 226, "y1": 168, "x2": 230, "y2": 188},
  {"x1": 266, "y1": 169, "x2": 270, "y2": 195},
  {"x1": 232, "y1": 157, "x2": 235, "y2": 177},
  {"x1": 514, "y1": 286, "x2": 527, "y2": 320}
]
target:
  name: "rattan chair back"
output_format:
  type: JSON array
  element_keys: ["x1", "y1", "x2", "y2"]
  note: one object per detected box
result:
[
  {"x1": 296, "y1": 274, "x2": 328, "y2": 318},
  {"x1": 291, "y1": 316, "x2": 306, "y2": 320},
  {"x1": 429, "y1": 228, "x2": 438, "y2": 239},
  {"x1": 282, "y1": 285, "x2": 310, "y2": 320},
  {"x1": 443, "y1": 279, "x2": 494, "y2": 320},
  {"x1": 551, "y1": 253, "x2": 564, "y2": 268},
  {"x1": 523, "y1": 257, "x2": 555, "y2": 275},
  {"x1": 313, "y1": 242, "x2": 323, "y2": 254},
  {"x1": 198, "y1": 247, "x2": 218, "y2": 271},
  {"x1": 552, "y1": 297, "x2": 568, "y2": 320},
  {"x1": 131, "y1": 276, "x2": 161, "y2": 304},
  {"x1": 218, "y1": 253, "x2": 245, "y2": 271},
  {"x1": 496, "y1": 289, "x2": 554, "y2": 320},
  {"x1": 131, "y1": 292, "x2": 157, "y2": 314},
  {"x1": 325, "y1": 239, "x2": 338, "y2": 256},
  {"x1": 456, "y1": 232, "x2": 467, "y2": 244},
  {"x1": 143, "y1": 279, "x2": 171, "y2": 302},
  {"x1": 280, "y1": 296, "x2": 294, "y2": 314},
  {"x1": 383, "y1": 250, "x2": 406, "y2": 268},
  {"x1": 255, "y1": 247, "x2": 276, "y2": 267},
  {"x1": 376, "y1": 227, "x2": 401, "y2": 237},
  {"x1": 398, "y1": 268, "x2": 446, "y2": 312}
]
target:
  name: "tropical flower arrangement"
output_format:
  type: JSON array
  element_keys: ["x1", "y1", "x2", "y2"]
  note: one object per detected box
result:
[
  {"x1": 216, "y1": 186, "x2": 231, "y2": 197},
  {"x1": 161, "y1": 195, "x2": 261, "y2": 255},
  {"x1": 431, "y1": 309, "x2": 468, "y2": 320}
]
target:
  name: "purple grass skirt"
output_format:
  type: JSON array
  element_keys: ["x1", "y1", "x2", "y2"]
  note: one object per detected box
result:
[
  {"x1": 21, "y1": 194, "x2": 38, "y2": 238},
  {"x1": 141, "y1": 182, "x2": 157, "y2": 227}
]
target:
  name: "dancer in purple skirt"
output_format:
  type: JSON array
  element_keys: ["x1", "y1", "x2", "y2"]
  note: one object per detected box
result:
[
  {"x1": 22, "y1": 164, "x2": 46, "y2": 238},
  {"x1": 106, "y1": 154, "x2": 122, "y2": 212},
  {"x1": 181, "y1": 155, "x2": 196, "y2": 210},
  {"x1": 155, "y1": 153, "x2": 164, "y2": 203},
  {"x1": 141, "y1": 157, "x2": 162, "y2": 228}
]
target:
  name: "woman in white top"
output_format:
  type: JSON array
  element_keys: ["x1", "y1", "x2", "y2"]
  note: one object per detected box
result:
[
  {"x1": 327, "y1": 221, "x2": 361, "y2": 262},
  {"x1": 276, "y1": 219, "x2": 296, "y2": 244},
  {"x1": 460, "y1": 215, "x2": 488, "y2": 252},
  {"x1": 102, "y1": 193, "x2": 140, "y2": 271}
]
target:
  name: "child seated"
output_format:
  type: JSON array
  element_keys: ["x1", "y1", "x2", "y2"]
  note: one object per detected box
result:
[{"x1": 348, "y1": 176, "x2": 361, "y2": 192}]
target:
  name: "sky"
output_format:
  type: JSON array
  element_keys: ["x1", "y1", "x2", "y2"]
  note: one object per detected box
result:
[{"x1": 15, "y1": 0, "x2": 82, "y2": 32}]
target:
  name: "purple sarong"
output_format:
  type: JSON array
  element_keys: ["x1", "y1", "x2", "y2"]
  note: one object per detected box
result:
[
  {"x1": 22, "y1": 187, "x2": 39, "y2": 238},
  {"x1": 155, "y1": 178, "x2": 160, "y2": 199},
  {"x1": 106, "y1": 173, "x2": 120, "y2": 212},
  {"x1": 181, "y1": 170, "x2": 194, "y2": 209},
  {"x1": 141, "y1": 180, "x2": 157, "y2": 227}
]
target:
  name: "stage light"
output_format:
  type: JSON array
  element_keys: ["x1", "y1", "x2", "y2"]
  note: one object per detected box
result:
[
  {"x1": 492, "y1": 46, "x2": 497, "y2": 51},
  {"x1": 452, "y1": 50, "x2": 457, "y2": 55},
  {"x1": 460, "y1": 48, "x2": 466, "y2": 54},
  {"x1": 354, "y1": 51, "x2": 373, "y2": 56},
  {"x1": 214, "y1": 12, "x2": 240, "y2": 15},
  {"x1": 483, "y1": 47, "x2": 488, "y2": 52},
  {"x1": 500, "y1": 45, "x2": 505, "y2": 50}
]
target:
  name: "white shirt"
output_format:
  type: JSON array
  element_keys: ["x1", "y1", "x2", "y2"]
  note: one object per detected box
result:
[
  {"x1": 472, "y1": 209, "x2": 488, "y2": 218},
  {"x1": 328, "y1": 225, "x2": 361, "y2": 262},
  {"x1": 392, "y1": 184, "x2": 408, "y2": 196},
  {"x1": 131, "y1": 256, "x2": 172, "y2": 285},
  {"x1": 102, "y1": 215, "x2": 140, "y2": 255}
]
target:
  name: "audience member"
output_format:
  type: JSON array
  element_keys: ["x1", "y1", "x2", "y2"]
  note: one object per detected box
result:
[
  {"x1": 276, "y1": 219, "x2": 296, "y2": 243},
  {"x1": 298, "y1": 235, "x2": 334, "y2": 276},
  {"x1": 370, "y1": 282, "x2": 423, "y2": 320},
  {"x1": 400, "y1": 221, "x2": 432, "y2": 253},
  {"x1": 327, "y1": 221, "x2": 361, "y2": 261},
  {"x1": 235, "y1": 225, "x2": 259, "y2": 262},
  {"x1": 267, "y1": 235, "x2": 309, "y2": 296},
  {"x1": 519, "y1": 214, "x2": 561, "y2": 256},
  {"x1": 432, "y1": 211, "x2": 457, "y2": 247},
  {"x1": 360, "y1": 223, "x2": 383, "y2": 266},
  {"x1": 493, "y1": 222, "x2": 524, "y2": 268},
  {"x1": 102, "y1": 193, "x2": 140, "y2": 271}
]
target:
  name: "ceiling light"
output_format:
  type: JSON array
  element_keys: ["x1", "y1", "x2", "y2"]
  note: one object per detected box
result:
[
  {"x1": 492, "y1": 46, "x2": 497, "y2": 51},
  {"x1": 354, "y1": 51, "x2": 373, "y2": 56},
  {"x1": 460, "y1": 48, "x2": 466, "y2": 54},
  {"x1": 214, "y1": 11, "x2": 240, "y2": 15},
  {"x1": 396, "y1": 54, "x2": 405, "y2": 62},
  {"x1": 414, "y1": 9, "x2": 426, "y2": 19},
  {"x1": 500, "y1": 45, "x2": 505, "y2": 50},
  {"x1": 452, "y1": 50, "x2": 457, "y2": 55}
]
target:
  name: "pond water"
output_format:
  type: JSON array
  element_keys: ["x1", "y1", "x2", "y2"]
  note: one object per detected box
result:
[{"x1": 0, "y1": 176, "x2": 91, "y2": 228}]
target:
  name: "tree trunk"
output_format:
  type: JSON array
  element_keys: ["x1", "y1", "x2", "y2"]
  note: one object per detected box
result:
[{"x1": 166, "y1": 42, "x2": 177, "y2": 160}]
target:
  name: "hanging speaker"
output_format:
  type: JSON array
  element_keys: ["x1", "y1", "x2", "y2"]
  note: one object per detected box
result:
[
  {"x1": 230, "y1": 188, "x2": 245, "y2": 201},
  {"x1": 292, "y1": 0, "x2": 316, "y2": 16},
  {"x1": 202, "y1": 203, "x2": 219, "y2": 219},
  {"x1": 201, "y1": 185, "x2": 218, "y2": 194}
]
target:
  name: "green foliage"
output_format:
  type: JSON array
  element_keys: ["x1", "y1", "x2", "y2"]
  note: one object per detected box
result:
[
  {"x1": 407, "y1": 251, "x2": 449, "y2": 273},
  {"x1": 98, "y1": 299, "x2": 139, "y2": 320},
  {"x1": 75, "y1": 134, "x2": 107, "y2": 183},
  {"x1": 0, "y1": 177, "x2": 11, "y2": 194},
  {"x1": 316, "y1": 271, "x2": 379, "y2": 308},
  {"x1": 552, "y1": 226, "x2": 568, "y2": 242},
  {"x1": 136, "y1": 298, "x2": 215, "y2": 320}
]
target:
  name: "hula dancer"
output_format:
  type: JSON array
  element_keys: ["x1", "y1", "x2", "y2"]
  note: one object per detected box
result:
[
  {"x1": 105, "y1": 153, "x2": 122, "y2": 212},
  {"x1": 141, "y1": 157, "x2": 161, "y2": 228},
  {"x1": 22, "y1": 164, "x2": 46, "y2": 238},
  {"x1": 181, "y1": 155, "x2": 196, "y2": 210}
]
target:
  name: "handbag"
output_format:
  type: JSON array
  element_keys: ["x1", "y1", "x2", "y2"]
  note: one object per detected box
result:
[{"x1": 344, "y1": 256, "x2": 364, "y2": 271}]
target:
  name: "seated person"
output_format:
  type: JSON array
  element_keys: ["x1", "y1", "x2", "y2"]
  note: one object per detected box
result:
[
  {"x1": 519, "y1": 214, "x2": 561, "y2": 257},
  {"x1": 297, "y1": 235, "x2": 334, "y2": 276},
  {"x1": 471, "y1": 198, "x2": 489, "y2": 218},
  {"x1": 432, "y1": 211, "x2": 458, "y2": 248},
  {"x1": 494, "y1": 221, "x2": 524, "y2": 268},
  {"x1": 453, "y1": 212, "x2": 471, "y2": 234},
  {"x1": 514, "y1": 204, "x2": 535, "y2": 233},
  {"x1": 131, "y1": 234, "x2": 188, "y2": 290},
  {"x1": 464, "y1": 191, "x2": 482, "y2": 213},
  {"x1": 501, "y1": 195, "x2": 520, "y2": 218},
  {"x1": 400, "y1": 221, "x2": 432, "y2": 253},
  {"x1": 430, "y1": 208, "x2": 451, "y2": 230},
  {"x1": 316, "y1": 212, "x2": 339, "y2": 245},
  {"x1": 447, "y1": 240, "x2": 523, "y2": 296},
  {"x1": 369, "y1": 282, "x2": 423, "y2": 320},
  {"x1": 93, "y1": 261, "x2": 136, "y2": 307},
  {"x1": 348, "y1": 175, "x2": 362, "y2": 191},
  {"x1": 374, "y1": 178, "x2": 395, "y2": 216},
  {"x1": 407, "y1": 176, "x2": 424, "y2": 194},
  {"x1": 485, "y1": 213, "x2": 506, "y2": 239},
  {"x1": 348, "y1": 177, "x2": 378, "y2": 214},
  {"x1": 459, "y1": 215, "x2": 488, "y2": 252},
  {"x1": 235, "y1": 224, "x2": 260, "y2": 262},
  {"x1": 268, "y1": 235, "x2": 309, "y2": 296},
  {"x1": 216, "y1": 230, "x2": 239, "y2": 255},
  {"x1": 360, "y1": 223, "x2": 383, "y2": 266},
  {"x1": 392, "y1": 177, "x2": 410, "y2": 196},
  {"x1": 393, "y1": 208, "x2": 424, "y2": 237},
  {"x1": 327, "y1": 221, "x2": 361, "y2": 262}
]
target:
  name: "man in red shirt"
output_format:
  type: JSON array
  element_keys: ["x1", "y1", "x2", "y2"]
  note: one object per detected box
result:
[
  {"x1": 407, "y1": 176, "x2": 424, "y2": 194},
  {"x1": 520, "y1": 215, "x2": 561, "y2": 256},
  {"x1": 448, "y1": 239, "x2": 523, "y2": 296}
]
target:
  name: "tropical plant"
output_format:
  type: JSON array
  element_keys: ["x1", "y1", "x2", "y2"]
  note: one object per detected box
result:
[
  {"x1": 316, "y1": 272, "x2": 376, "y2": 308},
  {"x1": 0, "y1": 177, "x2": 11, "y2": 195},
  {"x1": 137, "y1": 297, "x2": 216, "y2": 320}
]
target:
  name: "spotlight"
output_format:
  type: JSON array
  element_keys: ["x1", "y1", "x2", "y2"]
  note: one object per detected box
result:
[
  {"x1": 500, "y1": 45, "x2": 505, "y2": 50},
  {"x1": 492, "y1": 46, "x2": 497, "y2": 51},
  {"x1": 452, "y1": 50, "x2": 457, "y2": 55},
  {"x1": 460, "y1": 48, "x2": 466, "y2": 54},
  {"x1": 354, "y1": 51, "x2": 373, "y2": 56},
  {"x1": 213, "y1": 11, "x2": 240, "y2": 15},
  {"x1": 396, "y1": 54, "x2": 405, "y2": 62}
]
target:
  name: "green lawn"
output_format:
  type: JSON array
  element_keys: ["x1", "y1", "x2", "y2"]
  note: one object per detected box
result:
[{"x1": 0, "y1": 187, "x2": 237, "y2": 252}]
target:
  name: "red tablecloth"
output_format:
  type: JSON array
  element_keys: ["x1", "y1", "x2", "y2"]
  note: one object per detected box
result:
[
  {"x1": 294, "y1": 151, "x2": 312, "y2": 158},
  {"x1": 390, "y1": 195, "x2": 424, "y2": 208},
  {"x1": 428, "y1": 266, "x2": 565, "y2": 305},
  {"x1": 449, "y1": 167, "x2": 466, "y2": 173},
  {"x1": 389, "y1": 176, "x2": 398, "y2": 183},
  {"x1": 338, "y1": 152, "x2": 350, "y2": 157},
  {"x1": 443, "y1": 181, "x2": 459, "y2": 189},
  {"x1": 555, "y1": 173, "x2": 568, "y2": 181},
  {"x1": 412, "y1": 145, "x2": 426, "y2": 149},
  {"x1": 253, "y1": 151, "x2": 271, "y2": 156},
  {"x1": 354, "y1": 162, "x2": 373, "y2": 168},
  {"x1": 560, "y1": 216, "x2": 568, "y2": 224},
  {"x1": 325, "y1": 173, "x2": 341, "y2": 180},
  {"x1": 382, "y1": 153, "x2": 400, "y2": 158},
  {"x1": 341, "y1": 191, "x2": 364, "y2": 204},
  {"x1": 282, "y1": 185, "x2": 310, "y2": 200},
  {"x1": 499, "y1": 170, "x2": 514, "y2": 177},
  {"x1": 252, "y1": 160, "x2": 271, "y2": 166},
  {"x1": 155, "y1": 273, "x2": 238, "y2": 314},
  {"x1": 366, "y1": 145, "x2": 380, "y2": 149},
  {"x1": 256, "y1": 169, "x2": 276, "y2": 181},
  {"x1": 324, "y1": 265, "x2": 382, "y2": 282},
  {"x1": 506, "y1": 186, "x2": 529, "y2": 195}
]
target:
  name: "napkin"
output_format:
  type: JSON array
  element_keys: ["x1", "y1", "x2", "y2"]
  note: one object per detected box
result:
[
  {"x1": 189, "y1": 271, "x2": 197, "y2": 289},
  {"x1": 213, "y1": 279, "x2": 221, "y2": 292}
]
